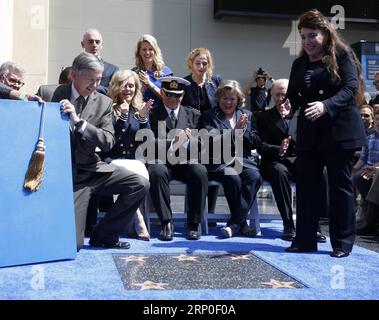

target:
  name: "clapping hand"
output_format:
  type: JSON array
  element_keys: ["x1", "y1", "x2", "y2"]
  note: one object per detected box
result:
[
  {"x1": 139, "y1": 99, "x2": 154, "y2": 118},
  {"x1": 120, "y1": 100, "x2": 130, "y2": 114},
  {"x1": 279, "y1": 136, "x2": 291, "y2": 157},
  {"x1": 138, "y1": 70, "x2": 151, "y2": 88},
  {"x1": 172, "y1": 128, "x2": 191, "y2": 151},
  {"x1": 236, "y1": 114, "x2": 249, "y2": 129},
  {"x1": 361, "y1": 166, "x2": 378, "y2": 180}
]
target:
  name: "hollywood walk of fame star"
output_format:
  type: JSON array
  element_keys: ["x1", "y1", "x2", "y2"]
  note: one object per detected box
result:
[
  {"x1": 172, "y1": 254, "x2": 199, "y2": 262},
  {"x1": 261, "y1": 279, "x2": 296, "y2": 289},
  {"x1": 133, "y1": 280, "x2": 169, "y2": 290},
  {"x1": 229, "y1": 253, "x2": 251, "y2": 260},
  {"x1": 120, "y1": 255, "x2": 148, "y2": 263}
]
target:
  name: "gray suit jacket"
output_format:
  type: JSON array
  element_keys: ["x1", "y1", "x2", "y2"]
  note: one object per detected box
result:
[{"x1": 52, "y1": 84, "x2": 116, "y2": 183}]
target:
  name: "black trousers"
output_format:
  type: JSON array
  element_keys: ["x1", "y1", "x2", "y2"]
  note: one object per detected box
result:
[
  {"x1": 295, "y1": 149, "x2": 355, "y2": 252},
  {"x1": 262, "y1": 161, "x2": 296, "y2": 229},
  {"x1": 74, "y1": 166, "x2": 149, "y2": 250},
  {"x1": 262, "y1": 160, "x2": 329, "y2": 229},
  {"x1": 209, "y1": 166, "x2": 262, "y2": 227},
  {"x1": 148, "y1": 163, "x2": 208, "y2": 226}
]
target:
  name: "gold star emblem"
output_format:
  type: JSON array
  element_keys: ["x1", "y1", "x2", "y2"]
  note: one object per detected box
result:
[
  {"x1": 133, "y1": 280, "x2": 169, "y2": 290},
  {"x1": 169, "y1": 80, "x2": 178, "y2": 89},
  {"x1": 229, "y1": 253, "x2": 251, "y2": 260},
  {"x1": 261, "y1": 279, "x2": 296, "y2": 289},
  {"x1": 172, "y1": 254, "x2": 199, "y2": 262},
  {"x1": 120, "y1": 255, "x2": 148, "y2": 263}
]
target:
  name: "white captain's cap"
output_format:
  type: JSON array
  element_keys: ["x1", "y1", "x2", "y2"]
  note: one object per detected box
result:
[{"x1": 159, "y1": 76, "x2": 190, "y2": 94}]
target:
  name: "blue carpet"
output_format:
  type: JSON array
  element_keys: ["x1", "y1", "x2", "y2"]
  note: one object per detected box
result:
[{"x1": 0, "y1": 221, "x2": 378, "y2": 300}]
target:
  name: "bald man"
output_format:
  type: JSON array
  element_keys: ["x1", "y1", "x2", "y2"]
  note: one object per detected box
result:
[{"x1": 81, "y1": 28, "x2": 119, "y2": 95}]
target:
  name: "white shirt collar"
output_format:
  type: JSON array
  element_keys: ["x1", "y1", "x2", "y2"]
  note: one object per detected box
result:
[
  {"x1": 164, "y1": 105, "x2": 180, "y2": 118},
  {"x1": 70, "y1": 82, "x2": 89, "y2": 104}
]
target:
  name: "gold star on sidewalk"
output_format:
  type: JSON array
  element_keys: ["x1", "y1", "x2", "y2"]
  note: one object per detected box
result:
[
  {"x1": 172, "y1": 254, "x2": 199, "y2": 262},
  {"x1": 133, "y1": 280, "x2": 169, "y2": 290},
  {"x1": 229, "y1": 253, "x2": 251, "y2": 260},
  {"x1": 261, "y1": 279, "x2": 296, "y2": 289},
  {"x1": 120, "y1": 255, "x2": 147, "y2": 263}
]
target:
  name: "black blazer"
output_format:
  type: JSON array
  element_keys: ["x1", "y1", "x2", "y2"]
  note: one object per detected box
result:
[
  {"x1": 97, "y1": 60, "x2": 119, "y2": 95},
  {"x1": 286, "y1": 49, "x2": 366, "y2": 151},
  {"x1": 182, "y1": 74, "x2": 222, "y2": 112},
  {"x1": 52, "y1": 84, "x2": 116, "y2": 181},
  {"x1": 201, "y1": 107, "x2": 260, "y2": 172},
  {"x1": 256, "y1": 107, "x2": 296, "y2": 169}
]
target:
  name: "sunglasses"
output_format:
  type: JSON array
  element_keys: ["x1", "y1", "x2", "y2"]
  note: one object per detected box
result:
[
  {"x1": 164, "y1": 91, "x2": 183, "y2": 98},
  {"x1": 361, "y1": 113, "x2": 371, "y2": 118}
]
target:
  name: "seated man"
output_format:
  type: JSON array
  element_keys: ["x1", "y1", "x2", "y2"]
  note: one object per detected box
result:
[
  {"x1": 257, "y1": 79, "x2": 327, "y2": 242},
  {"x1": 1, "y1": 82, "x2": 41, "y2": 101},
  {"x1": 353, "y1": 111, "x2": 379, "y2": 235},
  {"x1": 52, "y1": 52, "x2": 149, "y2": 250},
  {"x1": 369, "y1": 71, "x2": 379, "y2": 106},
  {"x1": 148, "y1": 76, "x2": 208, "y2": 241},
  {"x1": 0, "y1": 61, "x2": 26, "y2": 91}
]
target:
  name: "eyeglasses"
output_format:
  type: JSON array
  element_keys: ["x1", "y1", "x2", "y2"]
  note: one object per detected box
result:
[
  {"x1": 6, "y1": 76, "x2": 25, "y2": 87},
  {"x1": 164, "y1": 91, "x2": 183, "y2": 98},
  {"x1": 361, "y1": 113, "x2": 371, "y2": 118}
]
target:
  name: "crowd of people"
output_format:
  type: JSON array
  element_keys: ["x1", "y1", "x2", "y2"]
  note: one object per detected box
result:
[{"x1": 1, "y1": 9, "x2": 378, "y2": 258}]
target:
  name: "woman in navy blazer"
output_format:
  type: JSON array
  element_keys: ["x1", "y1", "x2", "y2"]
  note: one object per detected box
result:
[
  {"x1": 285, "y1": 9, "x2": 367, "y2": 257},
  {"x1": 182, "y1": 48, "x2": 222, "y2": 113},
  {"x1": 201, "y1": 80, "x2": 262, "y2": 238},
  {"x1": 102, "y1": 70, "x2": 153, "y2": 240}
]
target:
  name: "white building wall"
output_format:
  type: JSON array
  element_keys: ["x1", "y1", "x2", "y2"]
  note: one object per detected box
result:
[{"x1": 46, "y1": 0, "x2": 379, "y2": 102}]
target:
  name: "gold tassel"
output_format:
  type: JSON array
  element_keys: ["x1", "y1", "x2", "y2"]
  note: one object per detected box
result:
[{"x1": 23, "y1": 138, "x2": 46, "y2": 192}]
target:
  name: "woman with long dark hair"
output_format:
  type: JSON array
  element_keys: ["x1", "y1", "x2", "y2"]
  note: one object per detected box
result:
[{"x1": 285, "y1": 9, "x2": 366, "y2": 258}]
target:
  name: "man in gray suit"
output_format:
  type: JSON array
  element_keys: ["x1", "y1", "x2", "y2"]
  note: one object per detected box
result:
[{"x1": 52, "y1": 52, "x2": 149, "y2": 251}]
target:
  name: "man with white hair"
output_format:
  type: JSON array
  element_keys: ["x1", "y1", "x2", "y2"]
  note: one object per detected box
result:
[
  {"x1": 0, "y1": 61, "x2": 26, "y2": 91},
  {"x1": 81, "y1": 28, "x2": 119, "y2": 95}
]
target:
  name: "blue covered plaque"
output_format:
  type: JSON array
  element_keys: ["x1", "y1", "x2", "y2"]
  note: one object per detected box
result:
[{"x1": 0, "y1": 100, "x2": 76, "y2": 267}]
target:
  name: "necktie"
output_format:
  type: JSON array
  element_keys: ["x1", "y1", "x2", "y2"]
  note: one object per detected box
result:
[
  {"x1": 170, "y1": 110, "x2": 177, "y2": 128},
  {"x1": 75, "y1": 96, "x2": 85, "y2": 116}
]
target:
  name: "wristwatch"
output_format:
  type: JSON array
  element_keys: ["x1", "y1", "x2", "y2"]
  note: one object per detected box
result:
[{"x1": 74, "y1": 120, "x2": 84, "y2": 131}]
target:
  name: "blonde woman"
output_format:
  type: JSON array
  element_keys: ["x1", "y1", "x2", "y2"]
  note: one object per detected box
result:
[
  {"x1": 181, "y1": 48, "x2": 222, "y2": 215},
  {"x1": 133, "y1": 34, "x2": 173, "y2": 108},
  {"x1": 182, "y1": 48, "x2": 222, "y2": 113},
  {"x1": 103, "y1": 69, "x2": 153, "y2": 240}
]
